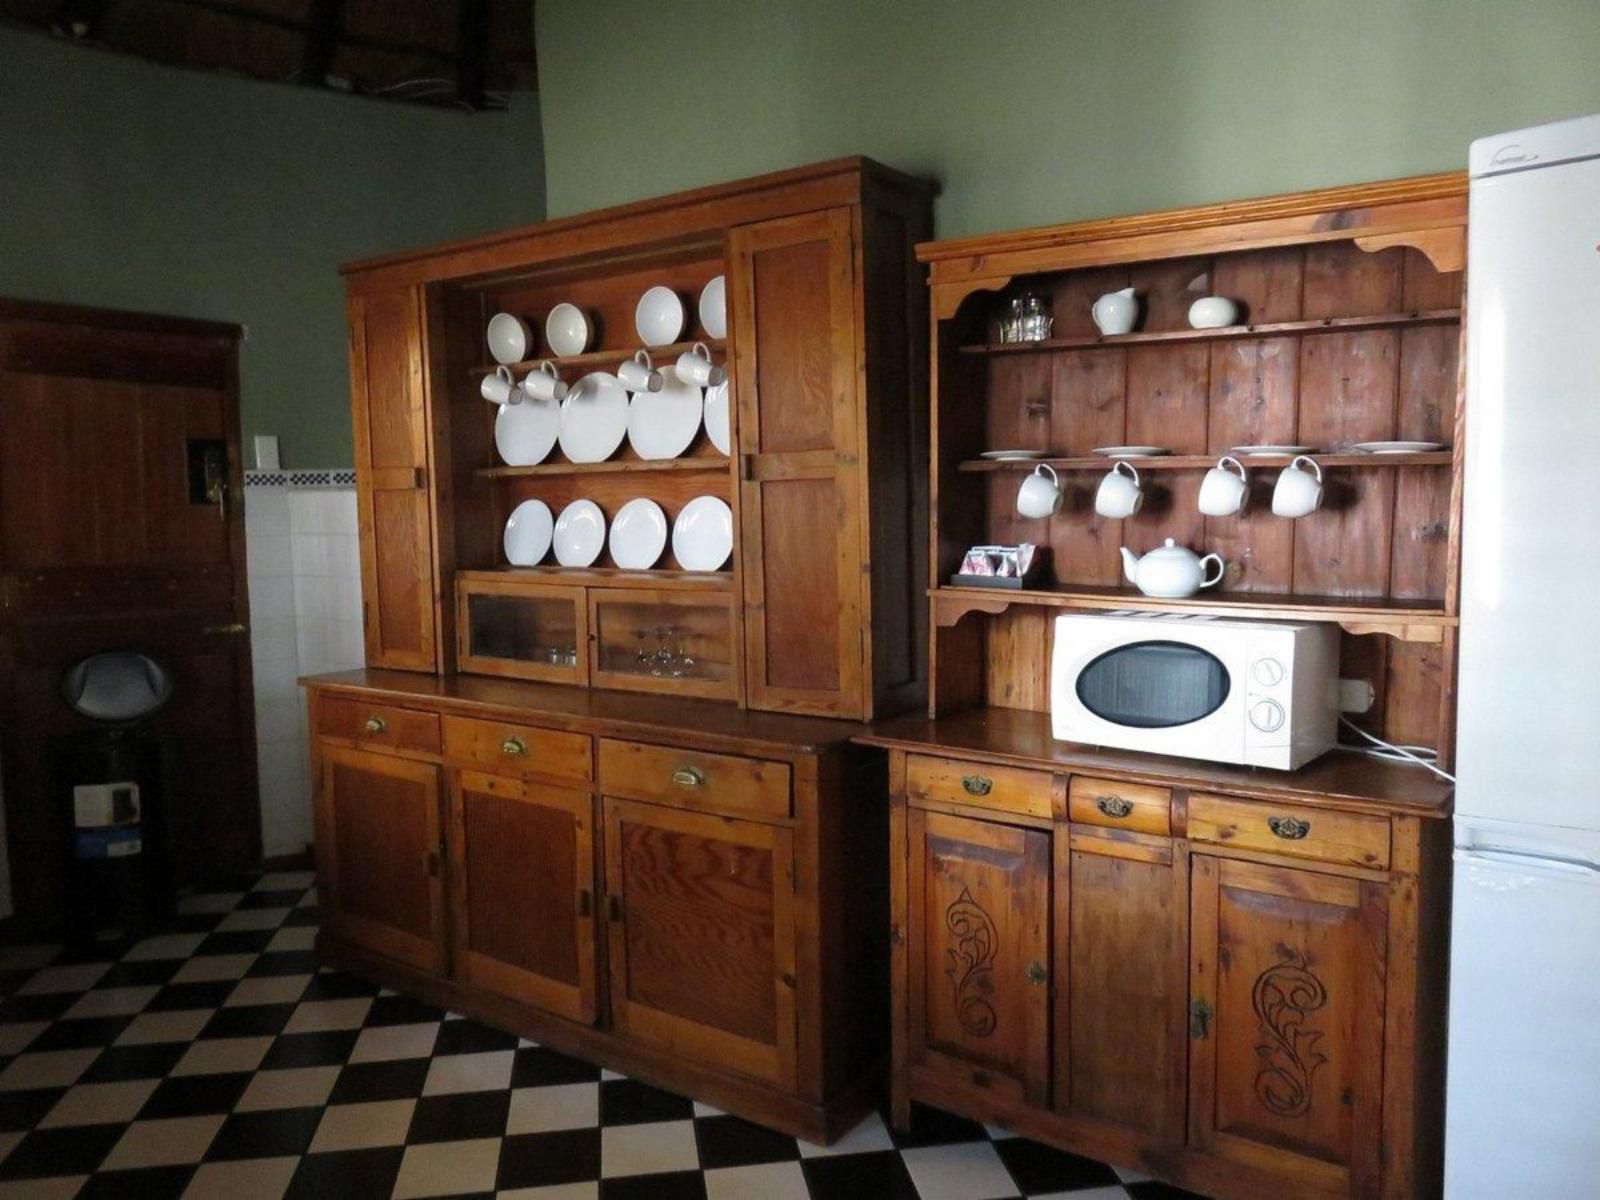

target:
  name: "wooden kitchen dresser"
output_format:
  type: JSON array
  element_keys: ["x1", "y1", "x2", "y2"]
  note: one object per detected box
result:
[
  {"x1": 859, "y1": 175, "x2": 1468, "y2": 1197},
  {"x1": 307, "y1": 159, "x2": 933, "y2": 1141}
]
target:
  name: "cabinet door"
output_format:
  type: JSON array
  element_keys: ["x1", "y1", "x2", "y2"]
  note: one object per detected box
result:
[
  {"x1": 1056, "y1": 831, "x2": 1187, "y2": 1144},
  {"x1": 449, "y1": 771, "x2": 598, "y2": 1024},
  {"x1": 730, "y1": 208, "x2": 866, "y2": 718},
  {"x1": 1189, "y1": 856, "x2": 1388, "y2": 1197},
  {"x1": 906, "y1": 809, "x2": 1050, "y2": 1106},
  {"x1": 348, "y1": 286, "x2": 438, "y2": 671},
  {"x1": 316, "y1": 743, "x2": 445, "y2": 973},
  {"x1": 602, "y1": 798, "x2": 797, "y2": 1088}
]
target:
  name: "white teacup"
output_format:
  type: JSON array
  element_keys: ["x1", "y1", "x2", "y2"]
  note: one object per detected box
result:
[
  {"x1": 480, "y1": 365, "x2": 519, "y2": 406},
  {"x1": 617, "y1": 349, "x2": 664, "y2": 394},
  {"x1": 1016, "y1": 464, "x2": 1063, "y2": 519},
  {"x1": 521, "y1": 361, "x2": 569, "y2": 403},
  {"x1": 1094, "y1": 461, "x2": 1143, "y2": 519},
  {"x1": 675, "y1": 342, "x2": 726, "y2": 387},
  {"x1": 1198, "y1": 455, "x2": 1249, "y2": 517},
  {"x1": 1271, "y1": 455, "x2": 1324, "y2": 518}
]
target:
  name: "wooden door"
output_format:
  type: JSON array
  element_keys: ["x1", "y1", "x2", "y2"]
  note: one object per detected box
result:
[
  {"x1": 449, "y1": 770, "x2": 598, "y2": 1023},
  {"x1": 1189, "y1": 856, "x2": 1388, "y2": 1197},
  {"x1": 317, "y1": 743, "x2": 445, "y2": 973},
  {"x1": 906, "y1": 809, "x2": 1050, "y2": 1106},
  {"x1": 0, "y1": 301, "x2": 259, "y2": 926},
  {"x1": 348, "y1": 286, "x2": 438, "y2": 671},
  {"x1": 1056, "y1": 830, "x2": 1188, "y2": 1142},
  {"x1": 602, "y1": 797, "x2": 797, "y2": 1088},
  {"x1": 730, "y1": 208, "x2": 867, "y2": 718}
]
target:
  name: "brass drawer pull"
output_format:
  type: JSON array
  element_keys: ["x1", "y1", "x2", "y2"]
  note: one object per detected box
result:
[
  {"x1": 961, "y1": 774, "x2": 993, "y2": 797},
  {"x1": 1025, "y1": 961, "x2": 1047, "y2": 986},
  {"x1": 1268, "y1": 815, "x2": 1311, "y2": 840},
  {"x1": 364, "y1": 715, "x2": 387, "y2": 734},
  {"x1": 1095, "y1": 794, "x2": 1134, "y2": 819},
  {"x1": 501, "y1": 737, "x2": 528, "y2": 757},
  {"x1": 671, "y1": 766, "x2": 706, "y2": 788}
]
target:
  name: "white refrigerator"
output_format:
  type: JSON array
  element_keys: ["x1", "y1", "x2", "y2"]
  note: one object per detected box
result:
[{"x1": 1448, "y1": 113, "x2": 1600, "y2": 1197}]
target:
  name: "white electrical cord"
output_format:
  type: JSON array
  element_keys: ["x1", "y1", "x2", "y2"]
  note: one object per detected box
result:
[{"x1": 1339, "y1": 717, "x2": 1456, "y2": 783}]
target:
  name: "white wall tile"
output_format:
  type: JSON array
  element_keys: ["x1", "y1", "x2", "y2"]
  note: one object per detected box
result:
[
  {"x1": 247, "y1": 534, "x2": 292, "y2": 578},
  {"x1": 245, "y1": 489, "x2": 290, "y2": 536},
  {"x1": 248, "y1": 573, "x2": 295, "y2": 620},
  {"x1": 249, "y1": 617, "x2": 297, "y2": 671}
]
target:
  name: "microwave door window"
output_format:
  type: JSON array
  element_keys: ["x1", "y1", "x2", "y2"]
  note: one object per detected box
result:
[{"x1": 1075, "y1": 640, "x2": 1231, "y2": 729}]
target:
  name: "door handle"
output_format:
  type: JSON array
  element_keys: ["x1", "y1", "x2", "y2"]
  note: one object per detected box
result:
[{"x1": 202, "y1": 622, "x2": 248, "y2": 635}]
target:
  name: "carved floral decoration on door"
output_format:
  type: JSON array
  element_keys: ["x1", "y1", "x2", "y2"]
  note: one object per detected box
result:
[
  {"x1": 1252, "y1": 949, "x2": 1329, "y2": 1116},
  {"x1": 945, "y1": 888, "x2": 998, "y2": 1037}
]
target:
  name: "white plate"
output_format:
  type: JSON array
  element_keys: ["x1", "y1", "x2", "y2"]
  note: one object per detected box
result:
[
  {"x1": 486, "y1": 312, "x2": 531, "y2": 365},
  {"x1": 494, "y1": 394, "x2": 560, "y2": 465},
  {"x1": 608, "y1": 498, "x2": 668, "y2": 570},
  {"x1": 553, "y1": 499, "x2": 606, "y2": 568},
  {"x1": 698, "y1": 275, "x2": 727, "y2": 339},
  {"x1": 545, "y1": 303, "x2": 590, "y2": 357},
  {"x1": 628, "y1": 366, "x2": 702, "y2": 460},
  {"x1": 703, "y1": 381, "x2": 731, "y2": 456},
  {"x1": 1092, "y1": 446, "x2": 1171, "y2": 458},
  {"x1": 558, "y1": 372, "x2": 629, "y2": 463},
  {"x1": 502, "y1": 499, "x2": 554, "y2": 566},
  {"x1": 1351, "y1": 441, "x2": 1446, "y2": 454},
  {"x1": 635, "y1": 285, "x2": 685, "y2": 347},
  {"x1": 672, "y1": 495, "x2": 733, "y2": 572},
  {"x1": 1231, "y1": 444, "x2": 1317, "y2": 456},
  {"x1": 979, "y1": 449, "x2": 1044, "y2": 460}
]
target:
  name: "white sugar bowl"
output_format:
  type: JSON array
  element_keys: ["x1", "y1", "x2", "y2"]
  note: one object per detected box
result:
[{"x1": 1187, "y1": 296, "x2": 1240, "y2": 329}]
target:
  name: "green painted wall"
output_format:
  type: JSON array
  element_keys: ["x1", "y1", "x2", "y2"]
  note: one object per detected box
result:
[
  {"x1": 536, "y1": 0, "x2": 1600, "y2": 234},
  {"x1": 0, "y1": 29, "x2": 545, "y2": 466}
]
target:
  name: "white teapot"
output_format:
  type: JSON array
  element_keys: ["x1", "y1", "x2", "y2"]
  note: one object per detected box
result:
[{"x1": 1120, "y1": 539, "x2": 1225, "y2": 598}]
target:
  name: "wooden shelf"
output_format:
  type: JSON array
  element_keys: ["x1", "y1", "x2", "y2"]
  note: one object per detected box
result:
[
  {"x1": 470, "y1": 338, "x2": 727, "y2": 376},
  {"x1": 476, "y1": 456, "x2": 730, "y2": 480},
  {"x1": 457, "y1": 567, "x2": 732, "y2": 592},
  {"x1": 959, "y1": 451, "x2": 1452, "y2": 473},
  {"x1": 930, "y1": 584, "x2": 1454, "y2": 642},
  {"x1": 958, "y1": 309, "x2": 1459, "y2": 356}
]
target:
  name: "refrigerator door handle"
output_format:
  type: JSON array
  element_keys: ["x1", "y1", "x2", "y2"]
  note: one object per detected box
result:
[{"x1": 1459, "y1": 846, "x2": 1600, "y2": 877}]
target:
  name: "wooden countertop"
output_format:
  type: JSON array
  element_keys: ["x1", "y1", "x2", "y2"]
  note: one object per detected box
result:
[
  {"x1": 855, "y1": 707, "x2": 1453, "y2": 817},
  {"x1": 301, "y1": 669, "x2": 873, "y2": 755}
]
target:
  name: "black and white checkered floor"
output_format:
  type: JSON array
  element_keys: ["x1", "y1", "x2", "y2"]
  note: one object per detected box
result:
[{"x1": 0, "y1": 873, "x2": 1203, "y2": 1199}]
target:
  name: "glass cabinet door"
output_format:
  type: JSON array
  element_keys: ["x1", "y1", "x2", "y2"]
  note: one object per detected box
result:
[
  {"x1": 456, "y1": 577, "x2": 587, "y2": 684},
  {"x1": 588, "y1": 588, "x2": 737, "y2": 701}
]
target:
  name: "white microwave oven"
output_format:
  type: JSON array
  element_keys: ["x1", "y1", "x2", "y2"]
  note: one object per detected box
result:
[{"x1": 1050, "y1": 612, "x2": 1341, "y2": 770}]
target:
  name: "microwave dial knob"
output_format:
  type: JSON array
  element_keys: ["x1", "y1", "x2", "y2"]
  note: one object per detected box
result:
[
  {"x1": 1251, "y1": 657, "x2": 1286, "y2": 687},
  {"x1": 1250, "y1": 698, "x2": 1286, "y2": 733}
]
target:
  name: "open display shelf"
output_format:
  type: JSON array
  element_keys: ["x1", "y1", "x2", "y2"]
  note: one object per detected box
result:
[
  {"x1": 958, "y1": 450, "x2": 1453, "y2": 472},
  {"x1": 469, "y1": 337, "x2": 728, "y2": 376}
]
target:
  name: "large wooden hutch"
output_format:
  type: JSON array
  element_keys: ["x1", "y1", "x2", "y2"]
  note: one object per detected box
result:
[
  {"x1": 304, "y1": 159, "x2": 932, "y2": 1140},
  {"x1": 861, "y1": 175, "x2": 1465, "y2": 1197}
]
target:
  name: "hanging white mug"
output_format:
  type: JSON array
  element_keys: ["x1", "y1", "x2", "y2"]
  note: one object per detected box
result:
[
  {"x1": 521, "y1": 361, "x2": 569, "y2": 403},
  {"x1": 1016, "y1": 463, "x2": 1063, "y2": 519},
  {"x1": 675, "y1": 341, "x2": 726, "y2": 387},
  {"x1": 1272, "y1": 455, "x2": 1324, "y2": 518},
  {"x1": 617, "y1": 349, "x2": 664, "y2": 394},
  {"x1": 480, "y1": 365, "x2": 519, "y2": 405},
  {"x1": 1094, "y1": 461, "x2": 1143, "y2": 519},
  {"x1": 1198, "y1": 455, "x2": 1249, "y2": 516}
]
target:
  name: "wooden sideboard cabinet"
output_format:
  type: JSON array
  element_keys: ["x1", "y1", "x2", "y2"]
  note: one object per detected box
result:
[{"x1": 866, "y1": 713, "x2": 1452, "y2": 1200}]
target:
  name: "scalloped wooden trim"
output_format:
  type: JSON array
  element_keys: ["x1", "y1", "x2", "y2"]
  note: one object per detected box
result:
[
  {"x1": 1338, "y1": 620, "x2": 1445, "y2": 644},
  {"x1": 933, "y1": 594, "x2": 1012, "y2": 627},
  {"x1": 932, "y1": 276, "x2": 1013, "y2": 321},
  {"x1": 1354, "y1": 226, "x2": 1465, "y2": 273}
]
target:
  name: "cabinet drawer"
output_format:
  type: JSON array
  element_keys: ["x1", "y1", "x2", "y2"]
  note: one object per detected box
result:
[
  {"x1": 1189, "y1": 793, "x2": 1390, "y2": 869},
  {"x1": 904, "y1": 755, "x2": 1052, "y2": 820},
  {"x1": 319, "y1": 696, "x2": 441, "y2": 756},
  {"x1": 1067, "y1": 775, "x2": 1171, "y2": 836},
  {"x1": 598, "y1": 738, "x2": 790, "y2": 821},
  {"x1": 442, "y1": 716, "x2": 591, "y2": 785}
]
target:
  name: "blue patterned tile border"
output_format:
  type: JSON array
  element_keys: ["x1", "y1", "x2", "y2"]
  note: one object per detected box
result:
[{"x1": 245, "y1": 469, "x2": 356, "y2": 489}]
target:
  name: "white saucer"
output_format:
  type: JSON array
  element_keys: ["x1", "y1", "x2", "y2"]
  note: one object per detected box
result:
[
  {"x1": 672, "y1": 495, "x2": 734, "y2": 572},
  {"x1": 503, "y1": 499, "x2": 554, "y2": 566},
  {"x1": 1231, "y1": 444, "x2": 1317, "y2": 456},
  {"x1": 698, "y1": 275, "x2": 727, "y2": 339},
  {"x1": 558, "y1": 372, "x2": 629, "y2": 463},
  {"x1": 979, "y1": 449, "x2": 1044, "y2": 461},
  {"x1": 553, "y1": 499, "x2": 606, "y2": 568},
  {"x1": 1351, "y1": 441, "x2": 1446, "y2": 454},
  {"x1": 1093, "y1": 446, "x2": 1171, "y2": 458},
  {"x1": 635, "y1": 286, "x2": 685, "y2": 347},
  {"x1": 494, "y1": 394, "x2": 560, "y2": 466},
  {"x1": 703, "y1": 381, "x2": 731, "y2": 456},
  {"x1": 609, "y1": 498, "x2": 668, "y2": 570},
  {"x1": 627, "y1": 366, "x2": 702, "y2": 460}
]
